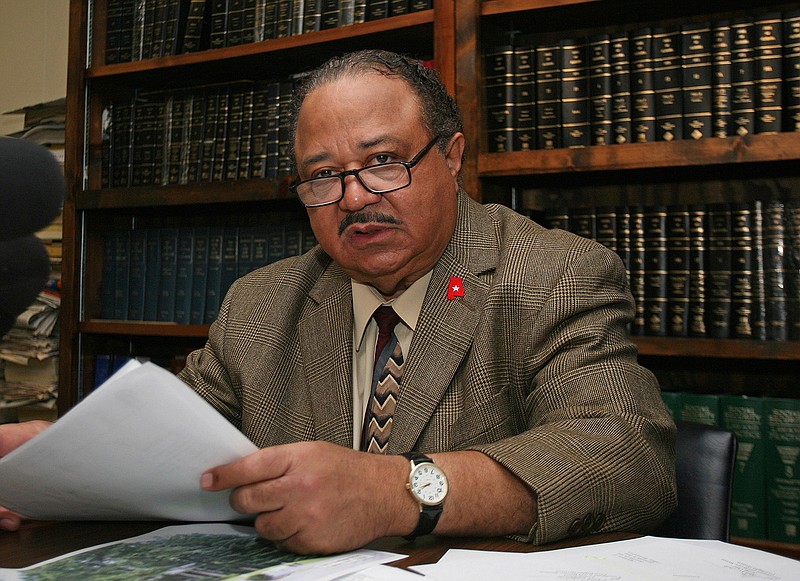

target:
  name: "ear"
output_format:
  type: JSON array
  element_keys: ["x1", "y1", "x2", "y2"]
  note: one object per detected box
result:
[{"x1": 444, "y1": 132, "x2": 466, "y2": 178}]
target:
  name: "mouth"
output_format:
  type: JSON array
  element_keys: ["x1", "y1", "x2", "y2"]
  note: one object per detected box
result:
[{"x1": 338, "y1": 212, "x2": 401, "y2": 237}]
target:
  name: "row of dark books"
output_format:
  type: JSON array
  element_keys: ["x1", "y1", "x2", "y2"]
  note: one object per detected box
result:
[
  {"x1": 485, "y1": 10, "x2": 800, "y2": 152},
  {"x1": 100, "y1": 223, "x2": 316, "y2": 325},
  {"x1": 662, "y1": 391, "x2": 800, "y2": 543},
  {"x1": 101, "y1": 79, "x2": 295, "y2": 189},
  {"x1": 105, "y1": 0, "x2": 434, "y2": 64},
  {"x1": 539, "y1": 200, "x2": 800, "y2": 341},
  {"x1": 92, "y1": 354, "x2": 189, "y2": 391}
]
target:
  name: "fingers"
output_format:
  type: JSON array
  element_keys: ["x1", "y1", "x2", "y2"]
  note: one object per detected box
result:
[
  {"x1": 200, "y1": 443, "x2": 294, "y2": 492},
  {"x1": 0, "y1": 420, "x2": 51, "y2": 457},
  {"x1": 0, "y1": 508, "x2": 22, "y2": 532}
]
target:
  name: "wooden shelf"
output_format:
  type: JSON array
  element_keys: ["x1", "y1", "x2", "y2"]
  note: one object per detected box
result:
[
  {"x1": 80, "y1": 320, "x2": 210, "y2": 338},
  {"x1": 481, "y1": 0, "x2": 603, "y2": 16},
  {"x1": 634, "y1": 337, "x2": 800, "y2": 361},
  {"x1": 733, "y1": 536, "x2": 800, "y2": 562},
  {"x1": 85, "y1": 11, "x2": 435, "y2": 88},
  {"x1": 76, "y1": 177, "x2": 295, "y2": 210},
  {"x1": 478, "y1": 133, "x2": 800, "y2": 177}
]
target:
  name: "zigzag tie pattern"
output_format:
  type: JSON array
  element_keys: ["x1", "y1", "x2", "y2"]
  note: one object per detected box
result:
[{"x1": 362, "y1": 306, "x2": 403, "y2": 454}]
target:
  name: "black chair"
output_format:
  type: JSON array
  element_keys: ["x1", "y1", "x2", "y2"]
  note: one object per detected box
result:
[{"x1": 651, "y1": 421, "x2": 737, "y2": 541}]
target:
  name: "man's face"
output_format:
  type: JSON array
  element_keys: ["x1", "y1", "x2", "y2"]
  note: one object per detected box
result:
[{"x1": 294, "y1": 73, "x2": 465, "y2": 298}]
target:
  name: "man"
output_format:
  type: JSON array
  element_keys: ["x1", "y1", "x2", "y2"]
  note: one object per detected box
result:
[{"x1": 1, "y1": 50, "x2": 675, "y2": 555}]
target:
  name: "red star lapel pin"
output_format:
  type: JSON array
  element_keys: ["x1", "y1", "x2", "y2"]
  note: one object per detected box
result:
[{"x1": 448, "y1": 276, "x2": 465, "y2": 300}]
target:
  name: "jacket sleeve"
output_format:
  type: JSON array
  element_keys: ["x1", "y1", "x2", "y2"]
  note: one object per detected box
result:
[{"x1": 469, "y1": 243, "x2": 677, "y2": 544}]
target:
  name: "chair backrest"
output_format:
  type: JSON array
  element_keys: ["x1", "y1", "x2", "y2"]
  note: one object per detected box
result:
[{"x1": 651, "y1": 421, "x2": 737, "y2": 541}]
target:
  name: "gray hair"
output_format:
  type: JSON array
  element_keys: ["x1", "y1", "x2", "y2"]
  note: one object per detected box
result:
[{"x1": 288, "y1": 49, "x2": 464, "y2": 175}]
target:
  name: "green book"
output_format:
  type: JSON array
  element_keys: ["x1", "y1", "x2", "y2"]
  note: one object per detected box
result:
[
  {"x1": 660, "y1": 391, "x2": 681, "y2": 421},
  {"x1": 721, "y1": 395, "x2": 767, "y2": 539},
  {"x1": 677, "y1": 392, "x2": 720, "y2": 426},
  {"x1": 764, "y1": 397, "x2": 800, "y2": 543}
]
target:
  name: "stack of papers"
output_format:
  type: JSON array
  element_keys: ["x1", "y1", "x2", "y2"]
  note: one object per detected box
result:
[{"x1": 0, "y1": 359, "x2": 258, "y2": 521}]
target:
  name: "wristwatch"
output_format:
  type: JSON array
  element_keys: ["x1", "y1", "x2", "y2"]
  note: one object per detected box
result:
[{"x1": 403, "y1": 452, "x2": 449, "y2": 540}]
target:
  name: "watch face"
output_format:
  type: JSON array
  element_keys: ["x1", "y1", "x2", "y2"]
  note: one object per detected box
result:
[{"x1": 409, "y1": 463, "x2": 449, "y2": 506}]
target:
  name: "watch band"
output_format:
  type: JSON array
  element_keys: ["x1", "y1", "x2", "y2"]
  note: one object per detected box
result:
[{"x1": 402, "y1": 452, "x2": 445, "y2": 540}]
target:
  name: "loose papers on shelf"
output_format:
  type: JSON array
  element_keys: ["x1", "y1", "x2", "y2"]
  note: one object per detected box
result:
[{"x1": 0, "y1": 359, "x2": 258, "y2": 521}]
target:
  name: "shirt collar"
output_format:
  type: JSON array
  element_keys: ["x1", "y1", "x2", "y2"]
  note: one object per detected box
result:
[{"x1": 352, "y1": 270, "x2": 433, "y2": 352}]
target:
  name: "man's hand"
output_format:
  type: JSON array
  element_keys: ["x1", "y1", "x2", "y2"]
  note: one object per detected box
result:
[
  {"x1": 200, "y1": 441, "x2": 417, "y2": 554},
  {"x1": 0, "y1": 420, "x2": 51, "y2": 531}
]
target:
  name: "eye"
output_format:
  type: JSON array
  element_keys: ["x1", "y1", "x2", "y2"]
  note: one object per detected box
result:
[
  {"x1": 367, "y1": 153, "x2": 396, "y2": 166},
  {"x1": 311, "y1": 168, "x2": 339, "y2": 179}
]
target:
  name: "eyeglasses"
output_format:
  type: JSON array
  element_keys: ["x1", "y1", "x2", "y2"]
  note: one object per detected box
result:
[{"x1": 290, "y1": 137, "x2": 440, "y2": 208}]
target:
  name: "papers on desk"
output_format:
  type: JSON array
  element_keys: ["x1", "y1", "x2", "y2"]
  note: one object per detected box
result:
[
  {"x1": 0, "y1": 360, "x2": 259, "y2": 521},
  {"x1": 0, "y1": 523, "x2": 405, "y2": 581},
  {"x1": 410, "y1": 536, "x2": 800, "y2": 580}
]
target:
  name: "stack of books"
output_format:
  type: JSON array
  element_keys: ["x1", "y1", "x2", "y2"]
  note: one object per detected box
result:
[
  {"x1": 485, "y1": 10, "x2": 799, "y2": 151},
  {"x1": 662, "y1": 390, "x2": 800, "y2": 545},
  {"x1": 105, "y1": 0, "x2": 434, "y2": 63}
]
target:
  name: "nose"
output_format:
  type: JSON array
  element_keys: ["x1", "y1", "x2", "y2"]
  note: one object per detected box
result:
[{"x1": 338, "y1": 173, "x2": 382, "y2": 212}]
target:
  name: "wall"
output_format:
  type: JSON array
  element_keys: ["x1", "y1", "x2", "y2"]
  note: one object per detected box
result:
[{"x1": 0, "y1": 0, "x2": 70, "y2": 136}]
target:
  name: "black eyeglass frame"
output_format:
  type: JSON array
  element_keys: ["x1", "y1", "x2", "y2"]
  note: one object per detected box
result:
[{"x1": 289, "y1": 136, "x2": 441, "y2": 208}]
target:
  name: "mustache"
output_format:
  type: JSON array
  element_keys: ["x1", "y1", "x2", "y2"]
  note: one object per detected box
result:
[{"x1": 338, "y1": 212, "x2": 401, "y2": 236}]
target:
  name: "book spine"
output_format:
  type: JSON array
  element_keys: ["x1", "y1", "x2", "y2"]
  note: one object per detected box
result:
[
  {"x1": 681, "y1": 22, "x2": 713, "y2": 141},
  {"x1": 653, "y1": 26, "x2": 682, "y2": 142},
  {"x1": 204, "y1": 226, "x2": 224, "y2": 323},
  {"x1": 568, "y1": 206, "x2": 595, "y2": 241},
  {"x1": 630, "y1": 28, "x2": 656, "y2": 143},
  {"x1": 688, "y1": 204, "x2": 708, "y2": 337},
  {"x1": 239, "y1": 0, "x2": 257, "y2": 44},
  {"x1": 559, "y1": 38, "x2": 590, "y2": 148},
  {"x1": 150, "y1": 0, "x2": 170, "y2": 58},
  {"x1": 730, "y1": 203, "x2": 756, "y2": 339},
  {"x1": 711, "y1": 20, "x2": 733, "y2": 138},
  {"x1": 731, "y1": 17, "x2": 756, "y2": 137},
  {"x1": 248, "y1": 82, "x2": 270, "y2": 178},
  {"x1": 189, "y1": 226, "x2": 209, "y2": 325},
  {"x1": 224, "y1": 87, "x2": 245, "y2": 180},
  {"x1": 220, "y1": 227, "x2": 239, "y2": 298},
  {"x1": 339, "y1": 0, "x2": 355, "y2": 26},
  {"x1": 785, "y1": 11, "x2": 800, "y2": 132},
  {"x1": 367, "y1": 0, "x2": 389, "y2": 22},
  {"x1": 721, "y1": 395, "x2": 767, "y2": 540},
  {"x1": 609, "y1": 33, "x2": 632, "y2": 145},
  {"x1": 265, "y1": 81, "x2": 281, "y2": 177},
  {"x1": 156, "y1": 227, "x2": 179, "y2": 322},
  {"x1": 389, "y1": 0, "x2": 409, "y2": 16},
  {"x1": 588, "y1": 34, "x2": 612, "y2": 146},
  {"x1": 535, "y1": 43, "x2": 561, "y2": 150},
  {"x1": 353, "y1": 0, "x2": 368, "y2": 24},
  {"x1": 615, "y1": 206, "x2": 632, "y2": 276},
  {"x1": 112, "y1": 230, "x2": 131, "y2": 321},
  {"x1": 786, "y1": 200, "x2": 800, "y2": 340},
  {"x1": 209, "y1": 0, "x2": 229, "y2": 49},
  {"x1": 226, "y1": 0, "x2": 245, "y2": 46},
  {"x1": 182, "y1": 0, "x2": 211, "y2": 52},
  {"x1": 763, "y1": 200, "x2": 788, "y2": 340},
  {"x1": 127, "y1": 228, "x2": 148, "y2": 321},
  {"x1": 184, "y1": 92, "x2": 205, "y2": 183},
  {"x1": 237, "y1": 225, "x2": 255, "y2": 277},
  {"x1": 212, "y1": 87, "x2": 231, "y2": 181},
  {"x1": 237, "y1": 87, "x2": 254, "y2": 179},
  {"x1": 753, "y1": 12, "x2": 783, "y2": 134},
  {"x1": 666, "y1": 205, "x2": 690, "y2": 337},
  {"x1": 629, "y1": 205, "x2": 646, "y2": 335},
  {"x1": 706, "y1": 203, "x2": 733, "y2": 338},
  {"x1": 643, "y1": 205, "x2": 668, "y2": 336},
  {"x1": 277, "y1": 80, "x2": 294, "y2": 176},
  {"x1": 484, "y1": 44, "x2": 515, "y2": 153},
  {"x1": 166, "y1": 93, "x2": 187, "y2": 185},
  {"x1": 678, "y1": 392, "x2": 721, "y2": 426},
  {"x1": 259, "y1": 0, "x2": 279, "y2": 40},
  {"x1": 594, "y1": 206, "x2": 617, "y2": 253},
  {"x1": 143, "y1": 227, "x2": 161, "y2": 321},
  {"x1": 764, "y1": 397, "x2": 800, "y2": 543},
  {"x1": 105, "y1": 0, "x2": 124, "y2": 64},
  {"x1": 513, "y1": 41, "x2": 536, "y2": 152},
  {"x1": 304, "y1": 0, "x2": 323, "y2": 32},
  {"x1": 173, "y1": 227, "x2": 195, "y2": 324},
  {"x1": 750, "y1": 200, "x2": 767, "y2": 341},
  {"x1": 321, "y1": 0, "x2": 339, "y2": 28},
  {"x1": 101, "y1": 232, "x2": 117, "y2": 319},
  {"x1": 267, "y1": 223, "x2": 286, "y2": 264}
]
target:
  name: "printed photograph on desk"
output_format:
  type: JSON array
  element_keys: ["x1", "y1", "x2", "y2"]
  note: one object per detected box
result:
[{"x1": 0, "y1": 523, "x2": 402, "y2": 581}]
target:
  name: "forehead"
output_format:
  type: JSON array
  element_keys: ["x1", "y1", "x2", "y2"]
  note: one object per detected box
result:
[{"x1": 297, "y1": 73, "x2": 424, "y2": 139}]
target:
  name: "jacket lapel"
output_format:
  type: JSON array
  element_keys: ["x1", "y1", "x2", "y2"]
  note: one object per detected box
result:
[
  {"x1": 298, "y1": 260, "x2": 355, "y2": 448},
  {"x1": 387, "y1": 193, "x2": 499, "y2": 454}
]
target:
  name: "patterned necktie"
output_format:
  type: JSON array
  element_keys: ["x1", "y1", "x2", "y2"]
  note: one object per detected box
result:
[{"x1": 362, "y1": 306, "x2": 404, "y2": 454}]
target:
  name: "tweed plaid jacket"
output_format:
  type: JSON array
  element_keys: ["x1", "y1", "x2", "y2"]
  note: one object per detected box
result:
[{"x1": 179, "y1": 191, "x2": 677, "y2": 544}]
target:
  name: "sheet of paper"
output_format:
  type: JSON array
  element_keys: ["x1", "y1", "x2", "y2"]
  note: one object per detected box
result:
[
  {"x1": 0, "y1": 360, "x2": 259, "y2": 521},
  {"x1": 0, "y1": 523, "x2": 403, "y2": 581},
  {"x1": 409, "y1": 536, "x2": 800, "y2": 580}
]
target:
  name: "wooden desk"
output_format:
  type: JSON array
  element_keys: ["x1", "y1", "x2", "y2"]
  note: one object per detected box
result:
[{"x1": 0, "y1": 520, "x2": 635, "y2": 570}]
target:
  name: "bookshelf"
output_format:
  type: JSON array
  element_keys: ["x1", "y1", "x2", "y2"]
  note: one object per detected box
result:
[
  {"x1": 62, "y1": 0, "x2": 798, "y2": 558},
  {"x1": 458, "y1": 0, "x2": 800, "y2": 558}
]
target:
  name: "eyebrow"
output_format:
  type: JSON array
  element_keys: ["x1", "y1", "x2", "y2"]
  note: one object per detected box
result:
[{"x1": 298, "y1": 135, "x2": 404, "y2": 174}]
